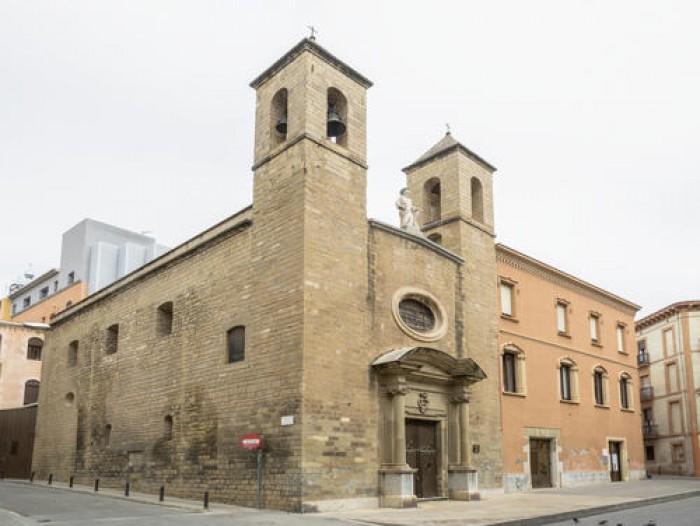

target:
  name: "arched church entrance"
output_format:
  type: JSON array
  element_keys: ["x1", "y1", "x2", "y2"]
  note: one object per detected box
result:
[{"x1": 371, "y1": 347, "x2": 486, "y2": 508}]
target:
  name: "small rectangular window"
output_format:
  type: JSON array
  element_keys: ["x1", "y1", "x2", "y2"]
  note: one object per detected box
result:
[
  {"x1": 502, "y1": 352, "x2": 517, "y2": 393},
  {"x1": 157, "y1": 302, "x2": 174, "y2": 336},
  {"x1": 68, "y1": 340, "x2": 79, "y2": 367},
  {"x1": 619, "y1": 377, "x2": 630, "y2": 409},
  {"x1": 227, "y1": 326, "x2": 245, "y2": 363},
  {"x1": 589, "y1": 314, "x2": 600, "y2": 343},
  {"x1": 105, "y1": 324, "x2": 119, "y2": 354},
  {"x1": 663, "y1": 328, "x2": 675, "y2": 355},
  {"x1": 667, "y1": 362, "x2": 679, "y2": 393},
  {"x1": 645, "y1": 445, "x2": 655, "y2": 461},
  {"x1": 500, "y1": 282, "x2": 514, "y2": 317},
  {"x1": 594, "y1": 371, "x2": 605, "y2": 405},
  {"x1": 67, "y1": 271, "x2": 75, "y2": 285},
  {"x1": 556, "y1": 302, "x2": 568, "y2": 334},
  {"x1": 670, "y1": 401, "x2": 683, "y2": 433},
  {"x1": 40, "y1": 287, "x2": 49, "y2": 299},
  {"x1": 23, "y1": 297, "x2": 31, "y2": 308},
  {"x1": 672, "y1": 443, "x2": 685, "y2": 463},
  {"x1": 616, "y1": 324, "x2": 626, "y2": 353},
  {"x1": 560, "y1": 364, "x2": 572, "y2": 401},
  {"x1": 54, "y1": 280, "x2": 59, "y2": 291}
]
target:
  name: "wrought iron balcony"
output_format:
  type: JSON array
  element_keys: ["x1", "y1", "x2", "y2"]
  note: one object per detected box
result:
[
  {"x1": 637, "y1": 352, "x2": 650, "y2": 366},
  {"x1": 640, "y1": 386, "x2": 654, "y2": 401},
  {"x1": 643, "y1": 422, "x2": 658, "y2": 437}
]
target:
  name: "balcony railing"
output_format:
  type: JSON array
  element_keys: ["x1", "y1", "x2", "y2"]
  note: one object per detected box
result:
[
  {"x1": 637, "y1": 352, "x2": 650, "y2": 366},
  {"x1": 640, "y1": 386, "x2": 654, "y2": 401},
  {"x1": 643, "y1": 422, "x2": 658, "y2": 437}
]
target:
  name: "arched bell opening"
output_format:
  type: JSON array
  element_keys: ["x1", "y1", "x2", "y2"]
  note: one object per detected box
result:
[
  {"x1": 470, "y1": 177, "x2": 484, "y2": 223},
  {"x1": 327, "y1": 87, "x2": 348, "y2": 146},
  {"x1": 270, "y1": 88, "x2": 288, "y2": 146},
  {"x1": 423, "y1": 178, "x2": 442, "y2": 224}
]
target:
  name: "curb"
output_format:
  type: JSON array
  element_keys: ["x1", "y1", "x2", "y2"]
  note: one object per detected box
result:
[{"x1": 491, "y1": 489, "x2": 700, "y2": 526}]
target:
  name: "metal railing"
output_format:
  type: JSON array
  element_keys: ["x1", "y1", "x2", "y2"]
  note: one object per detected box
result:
[
  {"x1": 637, "y1": 352, "x2": 650, "y2": 366},
  {"x1": 642, "y1": 422, "x2": 658, "y2": 437},
  {"x1": 640, "y1": 386, "x2": 654, "y2": 401}
]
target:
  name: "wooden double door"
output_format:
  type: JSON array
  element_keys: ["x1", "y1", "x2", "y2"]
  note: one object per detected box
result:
[
  {"x1": 529, "y1": 438, "x2": 552, "y2": 488},
  {"x1": 406, "y1": 419, "x2": 439, "y2": 498}
]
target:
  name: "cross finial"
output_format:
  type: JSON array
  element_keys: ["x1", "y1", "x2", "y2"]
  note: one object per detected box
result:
[
  {"x1": 446, "y1": 123, "x2": 451, "y2": 135},
  {"x1": 308, "y1": 25, "x2": 318, "y2": 40}
]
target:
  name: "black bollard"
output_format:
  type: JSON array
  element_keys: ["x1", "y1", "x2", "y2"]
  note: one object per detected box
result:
[
  {"x1": 159, "y1": 485, "x2": 165, "y2": 502},
  {"x1": 125, "y1": 482, "x2": 130, "y2": 496},
  {"x1": 94, "y1": 479, "x2": 99, "y2": 492},
  {"x1": 0, "y1": 471, "x2": 4, "y2": 480},
  {"x1": 30, "y1": 471, "x2": 35, "y2": 482},
  {"x1": 48, "y1": 474, "x2": 53, "y2": 485},
  {"x1": 203, "y1": 491, "x2": 209, "y2": 510},
  {"x1": 69, "y1": 476, "x2": 74, "y2": 488}
]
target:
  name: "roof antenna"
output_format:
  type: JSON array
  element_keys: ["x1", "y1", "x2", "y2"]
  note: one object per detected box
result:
[
  {"x1": 307, "y1": 25, "x2": 318, "y2": 41},
  {"x1": 446, "y1": 123, "x2": 451, "y2": 135}
]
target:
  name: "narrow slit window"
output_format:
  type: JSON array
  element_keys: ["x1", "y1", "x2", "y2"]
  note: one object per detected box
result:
[{"x1": 227, "y1": 326, "x2": 246, "y2": 363}]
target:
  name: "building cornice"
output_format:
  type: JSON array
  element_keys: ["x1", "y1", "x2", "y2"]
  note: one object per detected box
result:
[
  {"x1": 369, "y1": 220, "x2": 464, "y2": 264},
  {"x1": 250, "y1": 38, "x2": 373, "y2": 90},
  {"x1": 9, "y1": 269, "x2": 60, "y2": 299},
  {"x1": 635, "y1": 300, "x2": 700, "y2": 331},
  {"x1": 496, "y1": 244, "x2": 640, "y2": 315},
  {"x1": 403, "y1": 143, "x2": 496, "y2": 174}
]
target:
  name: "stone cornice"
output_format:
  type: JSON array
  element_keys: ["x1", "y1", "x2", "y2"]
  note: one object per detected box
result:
[
  {"x1": 250, "y1": 38, "x2": 373, "y2": 89},
  {"x1": 496, "y1": 244, "x2": 640, "y2": 315},
  {"x1": 635, "y1": 300, "x2": 700, "y2": 331},
  {"x1": 423, "y1": 215, "x2": 495, "y2": 238},
  {"x1": 369, "y1": 220, "x2": 464, "y2": 264},
  {"x1": 251, "y1": 133, "x2": 368, "y2": 171},
  {"x1": 403, "y1": 143, "x2": 496, "y2": 174}
]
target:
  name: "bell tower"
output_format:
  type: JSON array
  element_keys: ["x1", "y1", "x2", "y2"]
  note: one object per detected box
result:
[
  {"x1": 404, "y1": 132, "x2": 503, "y2": 490},
  {"x1": 248, "y1": 39, "x2": 374, "y2": 509}
]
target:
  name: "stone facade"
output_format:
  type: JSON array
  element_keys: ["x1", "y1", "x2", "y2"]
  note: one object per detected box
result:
[{"x1": 32, "y1": 39, "x2": 503, "y2": 511}]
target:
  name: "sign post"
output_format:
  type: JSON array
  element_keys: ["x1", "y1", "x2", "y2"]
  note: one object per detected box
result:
[{"x1": 240, "y1": 433, "x2": 264, "y2": 509}]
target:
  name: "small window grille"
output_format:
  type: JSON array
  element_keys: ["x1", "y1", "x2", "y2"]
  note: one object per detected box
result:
[
  {"x1": 398, "y1": 299, "x2": 436, "y2": 332},
  {"x1": 27, "y1": 338, "x2": 43, "y2": 360},
  {"x1": 227, "y1": 326, "x2": 246, "y2": 363},
  {"x1": 23, "y1": 380, "x2": 40, "y2": 405}
]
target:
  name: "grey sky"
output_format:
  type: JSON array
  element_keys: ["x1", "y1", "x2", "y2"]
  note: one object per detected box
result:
[{"x1": 1, "y1": 1, "x2": 698, "y2": 317}]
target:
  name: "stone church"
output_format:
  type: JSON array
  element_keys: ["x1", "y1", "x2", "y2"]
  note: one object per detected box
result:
[{"x1": 32, "y1": 38, "x2": 503, "y2": 511}]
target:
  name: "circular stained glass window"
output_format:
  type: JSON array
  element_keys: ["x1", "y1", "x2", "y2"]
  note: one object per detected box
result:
[{"x1": 398, "y1": 298, "x2": 436, "y2": 333}]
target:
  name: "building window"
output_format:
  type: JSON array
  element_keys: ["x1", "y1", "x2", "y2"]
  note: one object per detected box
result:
[
  {"x1": 556, "y1": 300, "x2": 569, "y2": 335},
  {"x1": 619, "y1": 374, "x2": 632, "y2": 409},
  {"x1": 589, "y1": 313, "x2": 600, "y2": 344},
  {"x1": 470, "y1": 177, "x2": 484, "y2": 222},
  {"x1": 65, "y1": 392, "x2": 75, "y2": 406},
  {"x1": 68, "y1": 340, "x2": 79, "y2": 367},
  {"x1": 157, "y1": 301, "x2": 174, "y2": 336},
  {"x1": 427, "y1": 233, "x2": 442, "y2": 245},
  {"x1": 616, "y1": 323, "x2": 626, "y2": 353},
  {"x1": 27, "y1": 338, "x2": 43, "y2": 360},
  {"x1": 424, "y1": 178, "x2": 441, "y2": 223},
  {"x1": 662, "y1": 328, "x2": 675, "y2": 355},
  {"x1": 12, "y1": 303, "x2": 17, "y2": 315},
  {"x1": 105, "y1": 324, "x2": 119, "y2": 354},
  {"x1": 593, "y1": 366, "x2": 608, "y2": 406},
  {"x1": 637, "y1": 339, "x2": 650, "y2": 365},
  {"x1": 164, "y1": 415, "x2": 173, "y2": 440},
  {"x1": 67, "y1": 271, "x2": 75, "y2": 285},
  {"x1": 670, "y1": 401, "x2": 683, "y2": 434},
  {"x1": 666, "y1": 362, "x2": 679, "y2": 394},
  {"x1": 226, "y1": 326, "x2": 245, "y2": 363},
  {"x1": 104, "y1": 424, "x2": 112, "y2": 447},
  {"x1": 23, "y1": 379, "x2": 40, "y2": 405},
  {"x1": 54, "y1": 280, "x2": 59, "y2": 292},
  {"x1": 645, "y1": 445, "x2": 655, "y2": 461},
  {"x1": 501, "y1": 345, "x2": 525, "y2": 395},
  {"x1": 559, "y1": 358, "x2": 578, "y2": 402},
  {"x1": 399, "y1": 299, "x2": 436, "y2": 332},
  {"x1": 672, "y1": 443, "x2": 685, "y2": 463},
  {"x1": 23, "y1": 297, "x2": 31, "y2": 308},
  {"x1": 499, "y1": 281, "x2": 515, "y2": 318},
  {"x1": 40, "y1": 286, "x2": 49, "y2": 299}
]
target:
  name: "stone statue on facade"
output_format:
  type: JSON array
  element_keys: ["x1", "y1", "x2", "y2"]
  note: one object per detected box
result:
[{"x1": 396, "y1": 188, "x2": 422, "y2": 236}]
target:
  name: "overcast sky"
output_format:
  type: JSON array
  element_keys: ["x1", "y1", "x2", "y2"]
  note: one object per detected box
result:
[{"x1": 1, "y1": 1, "x2": 698, "y2": 318}]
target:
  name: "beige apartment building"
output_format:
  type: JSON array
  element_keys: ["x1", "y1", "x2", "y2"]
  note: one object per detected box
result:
[
  {"x1": 0, "y1": 320, "x2": 48, "y2": 408},
  {"x1": 497, "y1": 245, "x2": 645, "y2": 490},
  {"x1": 636, "y1": 301, "x2": 700, "y2": 476}
]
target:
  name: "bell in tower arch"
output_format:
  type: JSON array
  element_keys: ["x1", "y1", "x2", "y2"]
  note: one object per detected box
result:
[
  {"x1": 326, "y1": 103, "x2": 346, "y2": 137},
  {"x1": 275, "y1": 112, "x2": 288, "y2": 135}
]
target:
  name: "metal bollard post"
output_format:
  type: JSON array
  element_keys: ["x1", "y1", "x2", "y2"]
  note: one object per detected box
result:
[
  {"x1": 69, "y1": 476, "x2": 74, "y2": 488},
  {"x1": 159, "y1": 485, "x2": 165, "y2": 502},
  {"x1": 94, "y1": 479, "x2": 99, "y2": 492},
  {"x1": 48, "y1": 474, "x2": 53, "y2": 485},
  {"x1": 30, "y1": 472, "x2": 35, "y2": 482},
  {"x1": 0, "y1": 471, "x2": 4, "y2": 480},
  {"x1": 125, "y1": 482, "x2": 130, "y2": 496},
  {"x1": 203, "y1": 491, "x2": 209, "y2": 510}
]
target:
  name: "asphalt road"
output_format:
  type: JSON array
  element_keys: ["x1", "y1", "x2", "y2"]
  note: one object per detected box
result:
[
  {"x1": 545, "y1": 495, "x2": 700, "y2": 526},
  {"x1": 0, "y1": 481, "x2": 362, "y2": 526}
]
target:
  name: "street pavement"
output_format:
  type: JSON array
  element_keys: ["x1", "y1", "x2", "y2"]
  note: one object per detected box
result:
[{"x1": 1, "y1": 476, "x2": 699, "y2": 525}]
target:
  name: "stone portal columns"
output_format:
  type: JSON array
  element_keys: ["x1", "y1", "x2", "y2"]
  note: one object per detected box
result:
[
  {"x1": 449, "y1": 383, "x2": 480, "y2": 500},
  {"x1": 379, "y1": 375, "x2": 417, "y2": 508}
]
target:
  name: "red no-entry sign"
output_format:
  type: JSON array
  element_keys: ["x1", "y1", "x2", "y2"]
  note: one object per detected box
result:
[{"x1": 240, "y1": 433, "x2": 263, "y2": 450}]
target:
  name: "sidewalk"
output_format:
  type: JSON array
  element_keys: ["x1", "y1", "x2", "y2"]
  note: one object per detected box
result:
[{"x1": 320, "y1": 477, "x2": 700, "y2": 526}]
